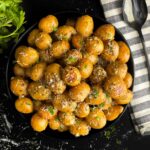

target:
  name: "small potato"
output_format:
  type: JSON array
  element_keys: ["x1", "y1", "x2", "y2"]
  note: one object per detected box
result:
[
  {"x1": 28, "y1": 82, "x2": 51, "y2": 101},
  {"x1": 35, "y1": 32, "x2": 52, "y2": 50},
  {"x1": 49, "y1": 117, "x2": 61, "y2": 130},
  {"x1": 75, "y1": 15, "x2": 94, "y2": 37},
  {"x1": 124, "y1": 73, "x2": 133, "y2": 88},
  {"x1": 66, "y1": 18, "x2": 76, "y2": 27},
  {"x1": 63, "y1": 49, "x2": 82, "y2": 65},
  {"x1": 75, "y1": 102, "x2": 90, "y2": 118},
  {"x1": 106, "y1": 61, "x2": 128, "y2": 79},
  {"x1": 53, "y1": 93, "x2": 77, "y2": 112},
  {"x1": 51, "y1": 40, "x2": 70, "y2": 58},
  {"x1": 104, "y1": 105, "x2": 124, "y2": 121},
  {"x1": 101, "y1": 92, "x2": 112, "y2": 110},
  {"x1": 27, "y1": 29, "x2": 40, "y2": 46},
  {"x1": 13, "y1": 64, "x2": 25, "y2": 77},
  {"x1": 26, "y1": 62, "x2": 46, "y2": 81},
  {"x1": 102, "y1": 40, "x2": 119, "y2": 62},
  {"x1": 15, "y1": 46, "x2": 39, "y2": 68},
  {"x1": 72, "y1": 34, "x2": 84, "y2": 49},
  {"x1": 57, "y1": 122, "x2": 68, "y2": 132},
  {"x1": 62, "y1": 66, "x2": 81, "y2": 86},
  {"x1": 70, "y1": 118, "x2": 91, "y2": 137},
  {"x1": 38, "y1": 15, "x2": 58, "y2": 33},
  {"x1": 10, "y1": 76, "x2": 28, "y2": 96},
  {"x1": 55, "y1": 25, "x2": 76, "y2": 40},
  {"x1": 69, "y1": 82, "x2": 91, "y2": 102},
  {"x1": 85, "y1": 36, "x2": 104, "y2": 55},
  {"x1": 82, "y1": 51, "x2": 99, "y2": 65},
  {"x1": 85, "y1": 85, "x2": 105, "y2": 105},
  {"x1": 115, "y1": 90, "x2": 133, "y2": 104},
  {"x1": 104, "y1": 75, "x2": 127, "y2": 99},
  {"x1": 31, "y1": 113, "x2": 48, "y2": 132},
  {"x1": 15, "y1": 97, "x2": 33, "y2": 114},
  {"x1": 39, "y1": 49, "x2": 55, "y2": 63},
  {"x1": 89, "y1": 65, "x2": 107, "y2": 84},
  {"x1": 59, "y1": 112, "x2": 75, "y2": 126},
  {"x1": 86, "y1": 108, "x2": 106, "y2": 129},
  {"x1": 77, "y1": 58, "x2": 93, "y2": 79},
  {"x1": 38, "y1": 104, "x2": 58, "y2": 120},
  {"x1": 94, "y1": 24, "x2": 115, "y2": 41},
  {"x1": 118, "y1": 41, "x2": 130, "y2": 63}
]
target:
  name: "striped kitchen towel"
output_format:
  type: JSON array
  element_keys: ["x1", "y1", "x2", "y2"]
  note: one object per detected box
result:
[{"x1": 100, "y1": 0, "x2": 150, "y2": 135}]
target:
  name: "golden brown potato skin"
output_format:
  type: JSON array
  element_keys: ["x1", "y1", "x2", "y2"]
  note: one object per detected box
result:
[
  {"x1": 89, "y1": 65, "x2": 107, "y2": 84},
  {"x1": 58, "y1": 112, "x2": 75, "y2": 126},
  {"x1": 72, "y1": 34, "x2": 84, "y2": 49},
  {"x1": 26, "y1": 62, "x2": 46, "y2": 81},
  {"x1": 102, "y1": 40, "x2": 119, "y2": 62},
  {"x1": 27, "y1": 29, "x2": 40, "y2": 46},
  {"x1": 13, "y1": 64, "x2": 25, "y2": 77},
  {"x1": 85, "y1": 36, "x2": 104, "y2": 55},
  {"x1": 55, "y1": 25, "x2": 76, "y2": 40},
  {"x1": 124, "y1": 73, "x2": 133, "y2": 88},
  {"x1": 48, "y1": 117, "x2": 60, "y2": 130},
  {"x1": 69, "y1": 82, "x2": 91, "y2": 102},
  {"x1": 35, "y1": 32, "x2": 52, "y2": 50},
  {"x1": 38, "y1": 104, "x2": 58, "y2": 120},
  {"x1": 15, "y1": 97, "x2": 33, "y2": 114},
  {"x1": 104, "y1": 105, "x2": 124, "y2": 121},
  {"x1": 70, "y1": 118, "x2": 91, "y2": 137},
  {"x1": 118, "y1": 41, "x2": 130, "y2": 63},
  {"x1": 31, "y1": 113, "x2": 48, "y2": 132},
  {"x1": 53, "y1": 93, "x2": 77, "y2": 112},
  {"x1": 94, "y1": 24, "x2": 115, "y2": 41},
  {"x1": 86, "y1": 108, "x2": 106, "y2": 129},
  {"x1": 10, "y1": 77, "x2": 28, "y2": 96},
  {"x1": 38, "y1": 15, "x2": 58, "y2": 33},
  {"x1": 62, "y1": 66, "x2": 81, "y2": 86},
  {"x1": 28, "y1": 82, "x2": 51, "y2": 101},
  {"x1": 75, "y1": 15, "x2": 94, "y2": 37},
  {"x1": 85, "y1": 85, "x2": 105, "y2": 105},
  {"x1": 115, "y1": 90, "x2": 133, "y2": 104},
  {"x1": 106, "y1": 61, "x2": 128, "y2": 79},
  {"x1": 51, "y1": 40, "x2": 70, "y2": 58},
  {"x1": 15, "y1": 46, "x2": 39, "y2": 68},
  {"x1": 75, "y1": 102, "x2": 90, "y2": 118},
  {"x1": 104, "y1": 75, "x2": 127, "y2": 99},
  {"x1": 63, "y1": 49, "x2": 82, "y2": 66},
  {"x1": 77, "y1": 58, "x2": 93, "y2": 79}
]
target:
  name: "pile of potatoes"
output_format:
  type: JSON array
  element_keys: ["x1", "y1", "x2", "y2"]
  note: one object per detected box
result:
[{"x1": 10, "y1": 14, "x2": 133, "y2": 137}]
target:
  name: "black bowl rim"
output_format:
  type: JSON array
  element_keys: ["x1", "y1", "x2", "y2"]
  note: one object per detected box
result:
[{"x1": 5, "y1": 10, "x2": 135, "y2": 140}]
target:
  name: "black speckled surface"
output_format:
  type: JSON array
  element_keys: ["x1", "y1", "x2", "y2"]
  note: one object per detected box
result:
[{"x1": 0, "y1": 0, "x2": 150, "y2": 149}]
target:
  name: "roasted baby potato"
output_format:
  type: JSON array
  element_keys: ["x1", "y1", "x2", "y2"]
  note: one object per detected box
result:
[
  {"x1": 124, "y1": 73, "x2": 133, "y2": 88},
  {"x1": 31, "y1": 113, "x2": 48, "y2": 132},
  {"x1": 85, "y1": 36, "x2": 104, "y2": 55},
  {"x1": 62, "y1": 66, "x2": 81, "y2": 86},
  {"x1": 15, "y1": 97, "x2": 33, "y2": 114},
  {"x1": 75, "y1": 15, "x2": 94, "y2": 37},
  {"x1": 55, "y1": 25, "x2": 76, "y2": 40},
  {"x1": 75, "y1": 102, "x2": 90, "y2": 118},
  {"x1": 106, "y1": 61, "x2": 128, "y2": 79},
  {"x1": 38, "y1": 15, "x2": 58, "y2": 33},
  {"x1": 48, "y1": 117, "x2": 61, "y2": 130},
  {"x1": 69, "y1": 82, "x2": 91, "y2": 102},
  {"x1": 13, "y1": 64, "x2": 25, "y2": 77},
  {"x1": 15, "y1": 46, "x2": 39, "y2": 68},
  {"x1": 72, "y1": 34, "x2": 84, "y2": 49},
  {"x1": 117, "y1": 41, "x2": 130, "y2": 63},
  {"x1": 102, "y1": 40, "x2": 119, "y2": 62},
  {"x1": 10, "y1": 76, "x2": 28, "y2": 96},
  {"x1": 86, "y1": 108, "x2": 106, "y2": 129},
  {"x1": 28, "y1": 82, "x2": 51, "y2": 101},
  {"x1": 70, "y1": 118, "x2": 91, "y2": 137},
  {"x1": 94, "y1": 24, "x2": 115, "y2": 41},
  {"x1": 104, "y1": 75, "x2": 127, "y2": 99}
]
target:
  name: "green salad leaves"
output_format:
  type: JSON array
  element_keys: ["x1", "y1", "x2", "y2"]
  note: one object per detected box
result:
[{"x1": 0, "y1": 0, "x2": 25, "y2": 52}]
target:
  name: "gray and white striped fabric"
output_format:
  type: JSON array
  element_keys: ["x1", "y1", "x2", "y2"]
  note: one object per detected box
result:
[{"x1": 100, "y1": 0, "x2": 150, "y2": 135}]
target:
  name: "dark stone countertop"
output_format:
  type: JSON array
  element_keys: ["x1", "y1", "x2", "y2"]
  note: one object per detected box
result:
[{"x1": 0, "y1": 0, "x2": 150, "y2": 149}]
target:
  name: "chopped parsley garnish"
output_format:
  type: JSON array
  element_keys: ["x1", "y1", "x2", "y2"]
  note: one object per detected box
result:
[
  {"x1": 116, "y1": 138, "x2": 121, "y2": 145},
  {"x1": 92, "y1": 88, "x2": 99, "y2": 98},
  {"x1": 53, "y1": 27, "x2": 57, "y2": 32},
  {"x1": 67, "y1": 56, "x2": 77, "y2": 63},
  {"x1": 26, "y1": 102, "x2": 31, "y2": 106},
  {"x1": 79, "y1": 39, "x2": 83, "y2": 46},
  {"x1": 48, "y1": 106, "x2": 54, "y2": 115},
  {"x1": 95, "y1": 116, "x2": 100, "y2": 120},
  {"x1": 98, "y1": 102, "x2": 105, "y2": 108},
  {"x1": 104, "y1": 130, "x2": 111, "y2": 140}
]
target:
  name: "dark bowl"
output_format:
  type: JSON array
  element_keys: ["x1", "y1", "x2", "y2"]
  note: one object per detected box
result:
[{"x1": 5, "y1": 11, "x2": 134, "y2": 140}]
